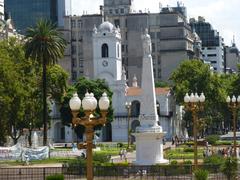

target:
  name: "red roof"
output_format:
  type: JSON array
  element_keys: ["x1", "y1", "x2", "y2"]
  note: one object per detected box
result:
[{"x1": 126, "y1": 87, "x2": 170, "y2": 96}]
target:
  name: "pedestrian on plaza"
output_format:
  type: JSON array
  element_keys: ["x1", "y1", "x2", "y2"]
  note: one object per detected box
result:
[
  {"x1": 172, "y1": 137, "x2": 175, "y2": 145},
  {"x1": 119, "y1": 149, "x2": 123, "y2": 160},
  {"x1": 123, "y1": 148, "x2": 127, "y2": 162},
  {"x1": 163, "y1": 137, "x2": 166, "y2": 145}
]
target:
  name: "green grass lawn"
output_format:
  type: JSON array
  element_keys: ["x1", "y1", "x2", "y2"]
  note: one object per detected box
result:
[
  {"x1": 165, "y1": 146, "x2": 204, "y2": 160},
  {"x1": 0, "y1": 157, "x2": 76, "y2": 166}
]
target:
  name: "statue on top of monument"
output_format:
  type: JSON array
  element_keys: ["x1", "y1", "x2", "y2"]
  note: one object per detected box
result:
[
  {"x1": 93, "y1": 24, "x2": 97, "y2": 34},
  {"x1": 142, "y1": 28, "x2": 152, "y2": 56}
]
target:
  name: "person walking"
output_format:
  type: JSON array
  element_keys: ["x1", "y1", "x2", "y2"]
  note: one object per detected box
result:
[
  {"x1": 119, "y1": 149, "x2": 123, "y2": 160},
  {"x1": 123, "y1": 149, "x2": 127, "y2": 162}
]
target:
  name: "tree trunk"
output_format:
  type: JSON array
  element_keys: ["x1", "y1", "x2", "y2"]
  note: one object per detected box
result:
[
  {"x1": 11, "y1": 127, "x2": 21, "y2": 145},
  {"x1": 28, "y1": 129, "x2": 32, "y2": 147},
  {"x1": 43, "y1": 58, "x2": 48, "y2": 146}
]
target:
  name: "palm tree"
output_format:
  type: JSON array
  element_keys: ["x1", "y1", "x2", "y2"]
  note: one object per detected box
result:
[{"x1": 25, "y1": 19, "x2": 66, "y2": 146}]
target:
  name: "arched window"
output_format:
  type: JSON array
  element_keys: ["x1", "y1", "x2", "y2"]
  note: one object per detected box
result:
[{"x1": 102, "y1": 43, "x2": 109, "y2": 58}]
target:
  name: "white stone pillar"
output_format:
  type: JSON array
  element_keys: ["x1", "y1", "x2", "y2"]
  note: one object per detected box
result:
[{"x1": 133, "y1": 29, "x2": 168, "y2": 165}]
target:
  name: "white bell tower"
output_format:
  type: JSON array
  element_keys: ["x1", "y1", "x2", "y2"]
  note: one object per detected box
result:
[{"x1": 92, "y1": 21, "x2": 122, "y2": 86}]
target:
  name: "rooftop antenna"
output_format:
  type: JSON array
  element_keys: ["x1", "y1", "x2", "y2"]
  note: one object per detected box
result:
[
  {"x1": 70, "y1": 0, "x2": 72, "y2": 16},
  {"x1": 232, "y1": 35, "x2": 236, "y2": 47},
  {"x1": 159, "y1": 2, "x2": 162, "y2": 12},
  {"x1": 100, "y1": 5, "x2": 105, "y2": 22}
]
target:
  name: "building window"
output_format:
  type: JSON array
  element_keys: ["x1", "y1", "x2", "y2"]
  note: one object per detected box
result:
[
  {"x1": 77, "y1": 20, "x2": 82, "y2": 28},
  {"x1": 72, "y1": 71, "x2": 77, "y2": 81},
  {"x1": 153, "y1": 68, "x2": 156, "y2": 78},
  {"x1": 79, "y1": 70, "x2": 84, "y2": 75},
  {"x1": 71, "y1": 20, "x2": 76, "y2": 28},
  {"x1": 157, "y1": 42, "x2": 160, "y2": 51},
  {"x1": 79, "y1": 59, "x2": 84, "y2": 67},
  {"x1": 120, "y1": 8, "x2": 124, "y2": 14},
  {"x1": 109, "y1": 9, "x2": 113, "y2": 14},
  {"x1": 72, "y1": 58, "x2": 77, "y2": 67},
  {"x1": 152, "y1": 43, "x2": 155, "y2": 52},
  {"x1": 126, "y1": 32, "x2": 128, "y2": 40},
  {"x1": 149, "y1": 32, "x2": 155, "y2": 39},
  {"x1": 207, "y1": 54, "x2": 217, "y2": 57},
  {"x1": 71, "y1": 45, "x2": 76, "y2": 54},
  {"x1": 71, "y1": 32, "x2": 76, "y2": 41},
  {"x1": 114, "y1": 19, "x2": 120, "y2": 27},
  {"x1": 122, "y1": 57, "x2": 125, "y2": 64},
  {"x1": 211, "y1": 61, "x2": 217, "y2": 63},
  {"x1": 102, "y1": 43, "x2": 109, "y2": 58},
  {"x1": 152, "y1": 56, "x2": 156, "y2": 65},
  {"x1": 158, "y1": 56, "x2": 161, "y2": 65},
  {"x1": 126, "y1": 45, "x2": 128, "y2": 53},
  {"x1": 158, "y1": 69, "x2": 161, "y2": 78},
  {"x1": 207, "y1": 47, "x2": 216, "y2": 50},
  {"x1": 115, "y1": 9, "x2": 119, "y2": 14},
  {"x1": 122, "y1": 45, "x2": 124, "y2": 52}
]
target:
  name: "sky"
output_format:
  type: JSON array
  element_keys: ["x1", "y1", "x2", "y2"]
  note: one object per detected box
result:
[{"x1": 71, "y1": 0, "x2": 240, "y2": 48}]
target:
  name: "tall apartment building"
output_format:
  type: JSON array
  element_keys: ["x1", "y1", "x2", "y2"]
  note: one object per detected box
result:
[
  {"x1": 190, "y1": 16, "x2": 225, "y2": 73},
  {"x1": 4, "y1": 0, "x2": 70, "y2": 33},
  {"x1": 63, "y1": 1, "x2": 197, "y2": 84},
  {"x1": 225, "y1": 40, "x2": 240, "y2": 73}
]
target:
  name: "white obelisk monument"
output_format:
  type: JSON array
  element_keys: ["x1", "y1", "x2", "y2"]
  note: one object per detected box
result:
[{"x1": 133, "y1": 29, "x2": 169, "y2": 165}]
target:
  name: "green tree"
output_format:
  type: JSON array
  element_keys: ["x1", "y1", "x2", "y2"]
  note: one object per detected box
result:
[
  {"x1": 170, "y1": 60, "x2": 212, "y2": 103},
  {"x1": 47, "y1": 64, "x2": 69, "y2": 103},
  {"x1": 170, "y1": 60, "x2": 232, "y2": 134},
  {"x1": 60, "y1": 77, "x2": 113, "y2": 138},
  {"x1": 0, "y1": 43, "x2": 17, "y2": 145},
  {"x1": 25, "y1": 19, "x2": 66, "y2": 145},
  {"x1": 0, "y1": 38, "x2": 37, "y2": 144},
  {"x1": 221, "y1": 157, "x2": 238, "y2": 180}
]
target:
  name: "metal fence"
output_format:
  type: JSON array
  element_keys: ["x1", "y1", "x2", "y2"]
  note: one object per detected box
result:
[{"x1": 0, "y1": 164, "x2": 238, "y2": 180}]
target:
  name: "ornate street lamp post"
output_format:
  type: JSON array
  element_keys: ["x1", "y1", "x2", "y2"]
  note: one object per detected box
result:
[
  {"x1": 226, "y1": 95, "x2": 240, "y2": 157},
  {"x1": 125, "y1": 102, "x2": 132, "y2": 149},
  {"x1": 184, "y1": 92, "x2": 205, "y2": 169},
  {"x1": 69, "y1": 92, "x2": 109, "y2": 180}
]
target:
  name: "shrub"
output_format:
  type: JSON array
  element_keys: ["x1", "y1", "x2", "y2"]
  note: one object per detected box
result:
[
  {"x1": 205, "y1": 135, "x2": 219, "y2": 145},
  {"x1": 46, "y1": 174, "x2": 64, "y2": 180},
  {"x1": 183, "y1": 147, "x2": 194, "y2": 152},
  {"x1": 93, "y1": 152, "x2": 111, "y2": 163},
  {"x1": 170, "y1": 160, "x2": 178, "y2": 165},
  {"x1": 194, "y1": 169, "x2": 209, "y2": 180},
  {"x1": 183, "y1": 160, "x2": 192, "y2": 165},
  {"x1": 221, "y1": 157, "x2": 238, "y2": 180},
  {"x1": 203, "y1": 155, "x2": 224, "y2": 172},
  {"x1": 203, "y1": 155, "x2": 224, "y2": 165},
  {"x1": 67, "y1": 157, "x2": 86, "y2": 167},
  {"x1": 185, "y1": 141, "x2": 194, "y2": 146},
  {"x1": 117, "y1": 142, "x2": 124, "y2": 148}
]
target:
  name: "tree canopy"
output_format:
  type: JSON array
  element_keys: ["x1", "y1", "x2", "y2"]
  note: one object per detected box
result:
[
  {"x1": 170, "y1": 59, "x2": 235, "y2": 134},
  {"x1": 60, "y1": 77, "x2": 113, "y2": 138},
  {"x1": 0, "y1": 37, "x2": 68, "y2": 145}
]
